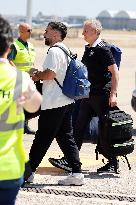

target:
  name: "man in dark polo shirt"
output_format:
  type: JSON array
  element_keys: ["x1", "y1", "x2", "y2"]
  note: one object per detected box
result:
[
  {"x1": 73, "y1": 19, "x2": 119, "y2": 173},
  {"x1": 49, "y1": 19, "x2": 119, "y2": 174}
]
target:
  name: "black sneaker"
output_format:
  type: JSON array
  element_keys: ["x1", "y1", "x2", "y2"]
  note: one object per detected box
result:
[
  {"x1": 48, "y1": 157, "x2": 72, "y2": 172},
  {"x1": 97, "y1": 160, "x2": 119, "y2": 174}
]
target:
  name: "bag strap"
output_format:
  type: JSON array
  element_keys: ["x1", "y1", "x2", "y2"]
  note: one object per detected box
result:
[
  {"x1": 104, "y1": 106, "x2": 119, "y2": 117},
  {"x1": 51, "y1": 45, "x2": 74, "y2": 59},
  {"x1": 123, "y1": 155, "x2": 131, "y2": 170},
  {"x1": 54, "y1": 78, "x2": 63, "y2": 89},
  {"x1": 48, "y1": 45, "x2": 71, "y2": 90}
]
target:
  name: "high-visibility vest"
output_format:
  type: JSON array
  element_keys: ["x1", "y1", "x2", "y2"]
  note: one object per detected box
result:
[
  {"x1": 12, "y1": 39, "x2": 36, "y2": 72},
  {"x1": 0, "y1": 61, "x2": 30, "y2": 180}
]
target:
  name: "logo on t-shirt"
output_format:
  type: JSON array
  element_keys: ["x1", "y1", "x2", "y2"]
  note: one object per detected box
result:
[{"x1": 89, "y1": 50, "x2": 94, "y2": 56}]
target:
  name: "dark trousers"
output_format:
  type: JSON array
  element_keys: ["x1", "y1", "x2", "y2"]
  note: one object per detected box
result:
[
  {"x1": 29, "y1": 103, "x2": 81, "y2": 173},
  {"x1": 73, "y1": 93, "x2": 109, "y2": 151}
]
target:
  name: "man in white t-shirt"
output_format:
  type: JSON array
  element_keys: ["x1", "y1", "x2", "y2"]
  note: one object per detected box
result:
[{"x1": 27, "y1": 22, "x2": 84, "y2": 186}]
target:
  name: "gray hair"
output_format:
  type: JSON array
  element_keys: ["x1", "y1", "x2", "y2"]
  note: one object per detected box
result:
[{"x1": 84, "y1": 19, "x2": 102, "y2": 35}]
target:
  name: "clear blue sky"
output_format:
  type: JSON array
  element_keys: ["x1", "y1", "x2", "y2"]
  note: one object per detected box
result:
[{"x1": 1, "y1": 0, "x2": 136, "y2": 17}]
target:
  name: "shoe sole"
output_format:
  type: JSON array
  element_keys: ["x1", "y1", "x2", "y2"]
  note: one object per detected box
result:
[
  {"x1": 58, "y1": 182, "x2": 84, "y2": 186},
  {"x1": 48, "y1": 159, "x2": 72, "y2": 172},
  {"x1": 97, "y1": 170, "x2": 119, "y2": 174}
]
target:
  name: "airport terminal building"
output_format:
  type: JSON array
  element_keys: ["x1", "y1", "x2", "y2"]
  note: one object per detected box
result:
[{"x1": 97, "y1": 10, "x2": 136, "y2": 30}]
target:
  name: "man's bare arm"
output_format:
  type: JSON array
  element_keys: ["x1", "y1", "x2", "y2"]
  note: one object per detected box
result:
[
  {"x1": 23, "y1": 90, "x2": 42, "y2": 113},
  {"x1": 32, "y1": 69, "x2": 56, "y2": 81},
  {"x1": 108, "y1": 64, "x2": 119, "y2": 107}
]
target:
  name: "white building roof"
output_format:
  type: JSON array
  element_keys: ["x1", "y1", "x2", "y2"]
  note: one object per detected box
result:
[
  {"x1": 97, "y1": 10, "x2": 136, "y2": 19},
  {"x1": 97, "y1": 10, "x2": 118, "y2": 18},
  {"x1": 115, "y1": 10, "x2": 136, "y2": 19}
]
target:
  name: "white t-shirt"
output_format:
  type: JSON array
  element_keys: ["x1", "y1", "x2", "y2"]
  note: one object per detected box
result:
[{"x1": 41, "y1": 42, "x2": 74, "y2": 110}]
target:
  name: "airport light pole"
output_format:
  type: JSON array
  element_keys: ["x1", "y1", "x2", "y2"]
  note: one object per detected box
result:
[{"x1": 26, "y1": 0, "x2": 32, "y2": 25}]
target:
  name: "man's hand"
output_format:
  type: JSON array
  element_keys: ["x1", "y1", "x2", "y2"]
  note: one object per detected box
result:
[
  {"x1": 28, "y1": 68, "x2": 39, "y2": 77},
  {"x1": 31, "y1": 71, "x2": 41, "y2": 81},
  {"x1": 109, "y1": 93, "x2": 117, "y2": 107}
]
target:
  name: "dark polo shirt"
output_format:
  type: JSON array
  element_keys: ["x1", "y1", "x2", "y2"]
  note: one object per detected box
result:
[{"x1": 82, "y1": 44, "x2": 115, "y2": 94}]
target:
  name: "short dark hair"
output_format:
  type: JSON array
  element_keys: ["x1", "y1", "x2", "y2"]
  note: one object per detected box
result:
[
  {"x1": 48, "y1": 21, "x2": 67, "y2": 40},
  {"x1": 0, "y1": 15, "x2": 13, "y2": 56}
]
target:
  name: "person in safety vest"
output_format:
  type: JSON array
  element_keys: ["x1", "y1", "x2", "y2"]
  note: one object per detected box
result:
[
  {"x1": 8, "y1": 22, "x2": 37, "y2": 135},
  {"x1": 0, "y1": 16, "x2": 42, "y2": 205}
]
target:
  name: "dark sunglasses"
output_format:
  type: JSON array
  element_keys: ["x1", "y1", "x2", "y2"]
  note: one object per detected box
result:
[{"x1": 27, "y1": 29, "x2": 32, "y2": 32}]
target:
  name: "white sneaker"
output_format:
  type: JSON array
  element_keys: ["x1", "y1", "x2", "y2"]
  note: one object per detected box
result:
[
  {"x1": 58, "y1": 173, "x2": 84, "y2": 186},
  {"x1": 26, "y1": 172, "x2": 35, "y2": 183}
]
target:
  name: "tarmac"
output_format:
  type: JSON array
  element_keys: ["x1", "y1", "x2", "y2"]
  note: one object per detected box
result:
[{"x1": 16, "y1": 45, "x2": 136, "y2": 205}]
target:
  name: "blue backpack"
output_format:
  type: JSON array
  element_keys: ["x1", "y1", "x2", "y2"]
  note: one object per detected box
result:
[
  {"x1": 98, "y1": 41, "x2": 122, "y2": 70},
  {"x1": 52, "y1": 45, "x2": 91, "y2": 100},
  {"x1": 108, "y1": 44, "x2": 122, "y2": 69}
]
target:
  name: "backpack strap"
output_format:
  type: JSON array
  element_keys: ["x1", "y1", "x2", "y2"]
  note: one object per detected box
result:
[
  {"x1": 97, "y1": 41, "x2": 122, "y2": 69},
  {"x1": 123, "y1": 155, "x2": 131, "y2": 170},
  {"x1": 54, "y1": 78, "x2": 63, "y2": 89},
  {"x1": 47, "y1": 45, "x2": 72, "y2": 91},
  {"x1": 51, "y1": 45, "x2": 74, "y2": 59}
]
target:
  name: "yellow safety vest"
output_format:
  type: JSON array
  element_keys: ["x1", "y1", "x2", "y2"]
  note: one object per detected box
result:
[
  {"x1": 0, "y1": 61, "x2": 29, "y2": 180},
  {"x1": 12, "y1": 39, "x2": 36, "y2": 72}
]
